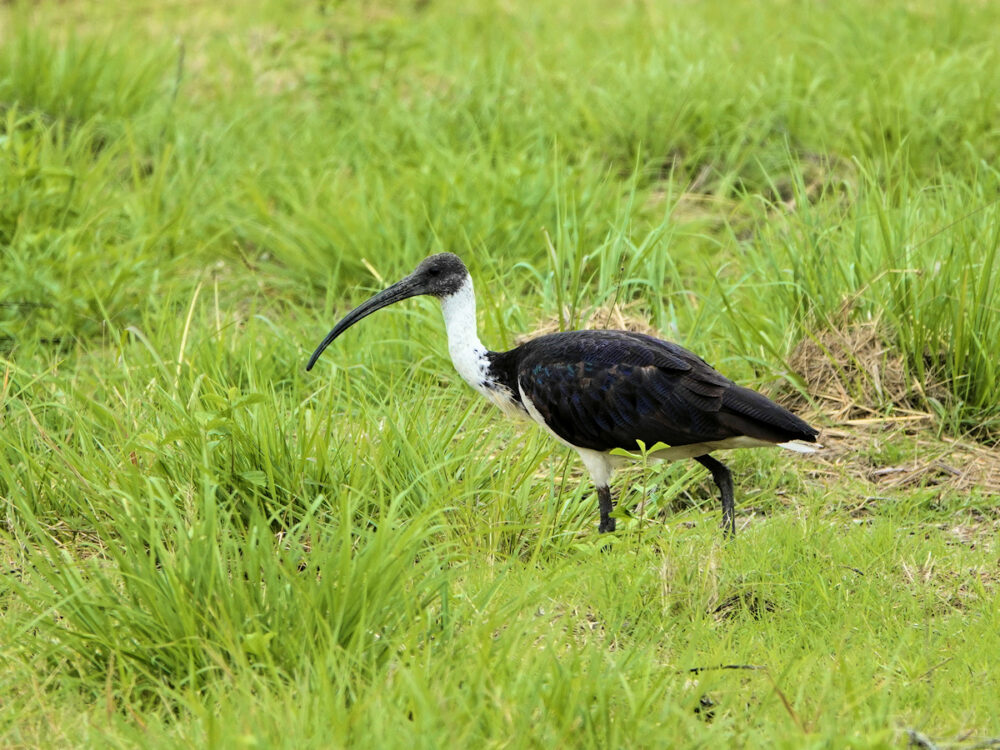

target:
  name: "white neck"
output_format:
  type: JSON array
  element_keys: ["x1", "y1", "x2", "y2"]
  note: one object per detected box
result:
[{"x1": 438, "y1": 276, "x2": 489, "y2": 390}]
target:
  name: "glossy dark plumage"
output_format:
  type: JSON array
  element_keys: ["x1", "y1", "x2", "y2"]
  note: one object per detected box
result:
[{"x1": 489, "y1": 330, "x2": 817, "y2": 453}]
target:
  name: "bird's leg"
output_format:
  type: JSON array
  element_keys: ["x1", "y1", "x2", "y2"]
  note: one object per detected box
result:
[
  {"x1": 597, "y1": 485, "x2": 616, "y2": 533},
  {"x1": 694, "y1": 454, "x2": 735, "y2": 537}
]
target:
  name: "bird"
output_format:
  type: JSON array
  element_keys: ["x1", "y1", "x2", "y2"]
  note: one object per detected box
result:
[{"x1": 306, "y1": 253, "x2": 819, "y2": 536}]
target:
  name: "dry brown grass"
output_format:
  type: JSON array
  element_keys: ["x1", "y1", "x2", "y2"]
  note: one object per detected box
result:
[
  {"x1": 782, "y1": 316, "x2": 950, "y2": 422},
  {"x1": 520, "y1": 302, "x2": 663, "y2": 342},
  {"x1": 782, "y1": 315, "x2": 999, "y2": 499}
]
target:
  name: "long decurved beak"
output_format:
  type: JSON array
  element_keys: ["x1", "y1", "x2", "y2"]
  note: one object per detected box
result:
[{"x1": 306, "y1": 275, "x2": 424, "y2": 371}]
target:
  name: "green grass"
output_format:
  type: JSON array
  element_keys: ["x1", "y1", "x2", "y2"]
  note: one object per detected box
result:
[{"x1": 2, "y1": 0, "x2": 999, "y2": 746}]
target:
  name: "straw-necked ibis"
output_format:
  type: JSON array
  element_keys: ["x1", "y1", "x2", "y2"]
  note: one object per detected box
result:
[{"x1": 307, "y1": 253, "x2": 818, "y2": 535}]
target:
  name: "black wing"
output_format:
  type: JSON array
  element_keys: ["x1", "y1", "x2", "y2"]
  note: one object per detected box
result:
[{"x1": 506, "y1": 330, "x2": 817, "y2": 453}]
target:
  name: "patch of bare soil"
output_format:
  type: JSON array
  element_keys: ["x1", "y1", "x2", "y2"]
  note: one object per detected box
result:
[{"x1": 813, "y1": 427, "x2": 1000, "y2": 496}]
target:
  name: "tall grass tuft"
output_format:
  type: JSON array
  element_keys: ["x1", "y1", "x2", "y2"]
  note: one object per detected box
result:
[{"x1": 8, "y1": 479, "x2": 450, "y2": 702}]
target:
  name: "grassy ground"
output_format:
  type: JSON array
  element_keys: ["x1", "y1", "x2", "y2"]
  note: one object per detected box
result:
[{"x1": 2, "y1": 0, "x2": 999, "y2": 746}]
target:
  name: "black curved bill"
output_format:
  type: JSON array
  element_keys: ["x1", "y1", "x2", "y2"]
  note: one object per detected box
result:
[{"x1": 306, "y1": 275, "x2": 425, "y2": 371}]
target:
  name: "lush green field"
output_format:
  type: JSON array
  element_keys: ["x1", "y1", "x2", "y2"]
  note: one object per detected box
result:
[{"x1": 2, "y1": 0, "x2": 999, "y2": 746}]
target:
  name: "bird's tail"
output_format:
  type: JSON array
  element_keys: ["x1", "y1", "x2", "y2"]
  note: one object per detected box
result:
[{"x1": 777, "y1": 440, "x2": 821, "y2": 453}]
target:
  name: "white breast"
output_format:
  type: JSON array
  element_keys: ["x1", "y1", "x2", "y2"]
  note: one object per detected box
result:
[
  {"x1": 483, "y1": 383, "x2": 530, "y2": 420},
  {"x1": 438, "y1": 276, "x2": 528, "y2": 421}
]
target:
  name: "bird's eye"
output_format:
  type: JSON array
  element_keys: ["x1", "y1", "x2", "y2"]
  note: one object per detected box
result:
[{"x1": 428, "y1": 267, "x2": 440, "y2": 277}]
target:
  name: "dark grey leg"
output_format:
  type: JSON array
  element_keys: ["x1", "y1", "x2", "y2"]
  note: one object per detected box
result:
[
  {"x1": 597, "y1": 485, "x2": 616, "y2": 533},
  {"x1": 694, "y1": 455, "x2": 735, "y2": 537}
]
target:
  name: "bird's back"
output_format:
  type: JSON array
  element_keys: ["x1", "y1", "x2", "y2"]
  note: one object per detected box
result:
[{"x1": 492, "y1": 330, "x2": 817, "y2": 453}]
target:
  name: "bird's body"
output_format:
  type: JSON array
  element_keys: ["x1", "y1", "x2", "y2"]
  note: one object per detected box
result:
[{"x1": 307, "y1": 253, "x2": 818, "y2": 535}]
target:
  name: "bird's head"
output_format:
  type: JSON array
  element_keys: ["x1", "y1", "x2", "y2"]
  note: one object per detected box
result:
[{"x1": 306, "y1": 252, "x2": 470, "y2": 370}]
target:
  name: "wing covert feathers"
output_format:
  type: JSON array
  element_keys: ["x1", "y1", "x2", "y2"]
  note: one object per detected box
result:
[{"x1": 506, "y1": 330, "x2": 818, "y2": 453}]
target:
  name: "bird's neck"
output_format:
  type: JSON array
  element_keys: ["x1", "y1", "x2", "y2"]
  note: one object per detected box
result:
[{"x1": 439, "y1": 276, "x2": 490, "y2": 389}]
